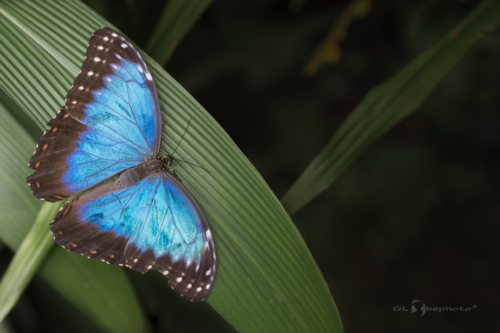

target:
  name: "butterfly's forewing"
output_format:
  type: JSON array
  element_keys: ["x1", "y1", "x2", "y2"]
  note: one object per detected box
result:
[
  {"x1": 27, "y1": 28, "x2": 162, "y2": 202},
  {"x1": 51, "y1": 170, "x2": 216, "y2": 301},
  {"x1": 27, "y1": 108, "x2": 144, "y2": 202},
  {"x1": 66, "y1": 28, "x2": 162, "y2": 154}
]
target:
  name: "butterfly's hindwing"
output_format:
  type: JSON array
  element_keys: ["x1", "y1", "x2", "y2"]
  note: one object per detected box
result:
[
  {"x1": 50, "y1": 182, "x2": 129, "y2": 266},
  {"x1": 124, "y1": 172, "x2": 216, "y2": 301},
  {"x1": 51, "y1": 168, "x2": 216, "y2": 301}
]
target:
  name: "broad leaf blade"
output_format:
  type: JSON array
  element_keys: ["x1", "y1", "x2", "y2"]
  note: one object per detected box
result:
[
  {"x1": 0, "y1": 1, "x2": 341, "y2": 332},
  {"x1": 0, "y1": 102, "x2": 41, "y2": 250},
  {"x1": 282, "y1": 0, "x2": 500, "y2": 215}
]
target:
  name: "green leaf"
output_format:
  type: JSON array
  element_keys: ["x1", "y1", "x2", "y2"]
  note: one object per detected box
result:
[
  {"x1": 0, "y1": 102, "x2": 41, "y2": 250},
  {"x1": 38, "y1": 247, "x2": 148, "y2": 333},
  {"x1": 0, "y1": 88, "x2": 41, "y2": 141},
  {"x1": 0, "y1": 101, "x2": 147, "y2": 332},
  {"x1": 0, "y1": 202, "x2": 61, "y2": 322},
  {"x1": 282, "y1": 0, "x2": 500, "y2": 215},
  {"x1": 0, "y1": 1, "x2": 341, "y2": 332},
  {"x1": 146, "y1": 0, "x2": 213, "y2": 66},
  {"x1": 0, "y1": 321, "x2": 12, "y2": 333}
]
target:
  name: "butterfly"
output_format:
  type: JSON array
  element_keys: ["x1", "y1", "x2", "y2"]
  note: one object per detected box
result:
[{"x1": 26, "y1": 27, "x2": 216, "y2": 302}]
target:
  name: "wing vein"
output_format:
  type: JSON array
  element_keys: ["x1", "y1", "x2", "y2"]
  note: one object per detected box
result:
[
  {"x1": 124, "y1": 83, "x2": 155, "y2": 154},
  {"x1": 129, "y1": 176, "x2": 161, "y2": 250},
  {"x1": 77, "y1": 112, "x2": 152, "y2": 155}
]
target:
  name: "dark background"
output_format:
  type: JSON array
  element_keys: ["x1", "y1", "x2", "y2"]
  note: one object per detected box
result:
[{"x1": 4, "y1": 0, "x2": 499, "y2": 332}]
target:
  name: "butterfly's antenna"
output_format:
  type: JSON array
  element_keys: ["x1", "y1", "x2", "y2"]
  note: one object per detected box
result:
[
  {"x1": 176, "y1": 159, "x2": 210, "y2": 173},
  {"x1": 171, "y1": 118, "x2": 191, "y2": 156},
  {"x1": 169, "y1": 119, "x2": 209, "y2": 173}
]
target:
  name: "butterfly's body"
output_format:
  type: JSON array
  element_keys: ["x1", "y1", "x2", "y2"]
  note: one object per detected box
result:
[
  {"x1": 26, "y1": 28, "x2": 215, "y2": 301},
  {"x1": 116, "y1": 157, "x2": 167, "y2": 188}
]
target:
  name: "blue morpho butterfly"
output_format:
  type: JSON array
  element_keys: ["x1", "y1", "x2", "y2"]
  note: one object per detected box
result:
[{"x1": 26, "y1": 28, "x2": 216, "y2": 302}]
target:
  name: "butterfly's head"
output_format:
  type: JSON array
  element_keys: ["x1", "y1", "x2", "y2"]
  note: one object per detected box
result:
[{"x1": 161, "y1": 155, "x2": 175, "y2": 167}]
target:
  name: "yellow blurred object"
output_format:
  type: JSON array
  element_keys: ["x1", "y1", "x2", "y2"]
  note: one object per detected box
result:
[{"x1": 304, "y1": 0, "x2": 372, "y2": 75}]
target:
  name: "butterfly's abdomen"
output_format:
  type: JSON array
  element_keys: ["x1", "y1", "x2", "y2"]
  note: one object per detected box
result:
[{"x1": 116, "y1": 159, "x2": 163, "y2": 188}]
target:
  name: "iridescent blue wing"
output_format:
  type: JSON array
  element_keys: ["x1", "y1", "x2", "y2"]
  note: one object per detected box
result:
[
  {"x1": 50, "y1": 170, "x2": 216, "y2": 301},
  {"x1": 27, "y1": 28, "x2": 161, "y2": 202}
]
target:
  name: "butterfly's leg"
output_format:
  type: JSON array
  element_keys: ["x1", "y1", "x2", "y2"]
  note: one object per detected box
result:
[
  {"x1": 166, "y1": 166, "x2": 176, "y2": 175},
  {"x1": 166, "y1": 166, "x2": 182, "y2": 182}
]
